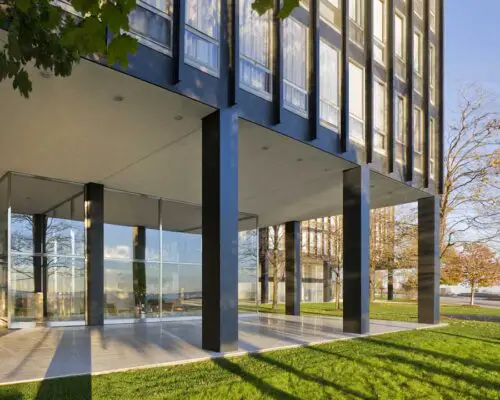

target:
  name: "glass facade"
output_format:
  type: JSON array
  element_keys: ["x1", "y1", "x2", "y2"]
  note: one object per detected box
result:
[
  {"x1": 0, "y1": 173, "x2": 257, "y2": 327},
  {"x1": 320, "y1": 40, "x2": 339, "y2": 129}
]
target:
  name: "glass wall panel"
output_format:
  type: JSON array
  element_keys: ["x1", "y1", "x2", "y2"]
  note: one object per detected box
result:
[
  {"x1": 320, "y1": 40, "x2": 339, "y2": 129},
  {"x1": 9, "y1": 174, "x2": 84, "y2": 325},
  {"x1": 104, "y1": 190, "x2": 160, "y2": 320},
  {"x1": 349, "y1": 61, "x2": 364, "y2": 144},
  {"x1": 238, "y1": 222, "x2": 258, "y2": 313},
  {"x1": 0, "y1": 175, "x2": 7, "y2": 323}
]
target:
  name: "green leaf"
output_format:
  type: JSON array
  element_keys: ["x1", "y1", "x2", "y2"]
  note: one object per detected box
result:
[
  {"x1": 278, "y1": 0, "x2": 299, "y2": 18},
  {"x1": 107, "y1": 34, "x2": 137, "y2": 68},
  {"x1": 15, "y1": 0, "x2": 32, "y2": 13},
  {"x1": 12, "y1": 69, "x2": 32, "y2": 98},
  {"x1": 252, "y1": 0, "x2": 273, "y2": 16}
]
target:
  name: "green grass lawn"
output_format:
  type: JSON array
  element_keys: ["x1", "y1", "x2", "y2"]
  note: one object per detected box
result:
[
  {"x1": 1, "y1": 305, "x2": 499, "y2": 399},
  {"x1": 240, "y1": 301, "x2": 500, "y2": 322}
]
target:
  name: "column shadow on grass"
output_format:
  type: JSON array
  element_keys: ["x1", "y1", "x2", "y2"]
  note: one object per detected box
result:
[{"x1": 306, "y1": 345, "x2": 485, "y2": 399}]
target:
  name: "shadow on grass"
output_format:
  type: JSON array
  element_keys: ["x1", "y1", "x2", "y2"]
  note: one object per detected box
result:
[
  {"x1": 34, "y1": 375, "x2": 91, "y2": 400},
  {"x1": 442, "y1": 314, "x2": 500, "y2": 323},
  {"x1": 359, "y1": 336, "x2": 500, "y2": 373},
  {"x1": 213, "y1": 358, "x2": 300, "y2": 400},
  {"x1": 248, "y1": 352, "x2": 372, "y2": 399},
  {"x1": 427, "y1": 329, "x2": 500, "y2": 346},
  {"x1": 306, "y1": 345, "x2": 484, "y2": 399}
]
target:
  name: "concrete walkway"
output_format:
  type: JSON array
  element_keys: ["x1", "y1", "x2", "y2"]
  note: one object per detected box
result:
[{"x1": 0, "y1": 314, "x2": 440, "y2": 385}]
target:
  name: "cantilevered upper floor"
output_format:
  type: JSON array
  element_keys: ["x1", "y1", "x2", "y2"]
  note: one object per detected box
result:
[{"x1": 48, "y1": 0, "x2": 444, "y2": 196}]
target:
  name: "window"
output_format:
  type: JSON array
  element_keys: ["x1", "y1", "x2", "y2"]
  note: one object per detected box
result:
[
  {"x1": 414, "y1": 107, "x2": 423, "y2": 172},
  {"x1": 239, "y1": 0, "x2": 272, "y2": 98},
  {"x1": 430, "y1": 45, "x2": 436, "y2": 104},
  {"x1": 128, "y1": 0, "x2": 173, "y2": 53},
  {"x1": 395, "y1": 95, "x2": 406, "y2": 163},
  {"x1": 185, "y1": 0, "x2": 220, "y2": 74},
  {"x1": 414, "y1": 0, "x2": 423, "y2": 18},
  {"x1": 373, "y1": 0, "x2": 385, "y2": 65},
  {"x1": 283, "y1": 18, "x2": 308, "y2": 115},
  {"x1": 413, "y1": 31, "x2": 422, "y2": 75},
  {"x1": 374, "y1": 81, "x2": 386, "y2": 152},
  {"x1": 349, "y1": 0, "x2": 364, "y2": 46},
  {"x1": 349, "y1": 62, "x2": 364, "y2": 143},
  {"x1": 395, "y1": 13, "x2": 406, "y2": 80},
  {"x1": 349, "y1": 0, "x2": 363, "y2": 26},
  {"x1": 320, "y1": 0, "x2": 341, "y2": 30},
  {"x1": 430, "y1": 117, "x2": 436, "y2": 179},
  {"x1": 430, "y1": 0, "x2": 436, "y2": 32},
  {"x1": 395, "y1": 14, "x2": 405, "y2": 60},
  {"x1": 320, "y1": 40, "x2": 339, "y2": 129}
]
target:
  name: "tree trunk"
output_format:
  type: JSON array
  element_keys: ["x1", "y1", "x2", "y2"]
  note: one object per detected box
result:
[
  {"x1": 335, "y1": 278, "x2": 341, "y2": 310},
  {"x1": 370, "y1": 270, "x2": 376, "y2": 302},
  {"x1": 470, "y1": 286, "x2": 476, "y2": 306}
]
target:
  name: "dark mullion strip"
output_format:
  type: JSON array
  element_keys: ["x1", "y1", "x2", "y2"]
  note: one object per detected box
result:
[
  {"x1": 437, "y1": 0, "x2": 444, "y2": 194},
  {"x1": 229, "y1": 0, "x2": 240, "y2": 106},
  {"x1": 172, "y1": 0, "x2": 185, "y2": 84},
  {"x1": 364, "y1": 0, "x2": 373, "y2": 163},
  {"x1": 422, "y1": 0, "x2": 430, "y2": 187},
  {"x1": 308, "y1": 0, "x2": 320, "y2": 140},
  {"x1": 405, "y1": 0, "x2": 414, "y2": 182},
  {"x1": 272, "y1": 0, "x2": 284, "y2": 124},
  {"x1": 339, "y1": 0, "x2": 350, "y2": 152},
  {"x1": 387, "y1": 0, "x2": 395, "y2": 173}
]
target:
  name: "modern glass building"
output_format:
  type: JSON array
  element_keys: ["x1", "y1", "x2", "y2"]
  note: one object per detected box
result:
[{"x1": 0, "y1": 0, "x2": 443, "y2": 352}]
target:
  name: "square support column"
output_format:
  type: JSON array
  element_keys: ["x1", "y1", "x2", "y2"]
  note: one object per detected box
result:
[
  {"x1": 387, "y1": 269, "x2": 394, "y2": 301},
  {"x1": 132, "y1": 226, "x2": 146, "y2": 313},
  {"x1": 285, "y1": 221, "x2": 301, "y2": 316},
  {"x1": 343, "y1": 166, "x2": 370, "y2": 334},
  {"x1": 259, "y1": 228, "x2": 269, "y2": 304},
  {"x1": 84, "y1": 182, "x2": 104, "y2": 326},
  {"x1": 418, "y1": 196, "x2": 440, "y2": 324},
  {"x1": 33, "y1": 214, "x2": 46, "y2": 322},
  {"x1": 202, "y1": 109, "x2": 239, "y2": 352}
]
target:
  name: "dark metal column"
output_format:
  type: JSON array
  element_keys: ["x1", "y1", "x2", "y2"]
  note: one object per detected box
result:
[
  {"x1": 172, "y1": 0, "x2": 185, "y2": 84},
  {"x1": 202, "y1": 109, "x2": 239, "y2": 352},
  {"x1": 308, "y1": 0, "x2": 320, "y2": 140},
  {"x1": 364, "y1": 0, "x2": 373, "y2": 163},
  {"x1": 339, "y1": 0, "x2": 350, "y2": 152},
  {"x1": 272, "y1": 0, "x2": 284, "y2": 124},
  {"x1": 84, "y1": 182, "x2": 104, "y2": 326},
  {"x1": 418, "y1": 196, "x2": 440, "y2": 324},
  {"x1": 437, "y1": 0, "x2": 444, "y2": 194},
  {"x1": 386, "y1": 0, "x2": 395, "y2": 173},
  {"x1": 229, "y1": 0, "x2": 240, "y2": 106},
  {"x1": 405, "y1": 0, "x2": 414, "y2": 181},
  {"x1": 285, "y1": 221, "x2": 301, "y2": 316},
  {"x1": 387, "y1": 269, "x2": 394, "y2": 301},
  {"x1": 132, "y1": 226, "x2": 146, "y2": 310},
  {"x1": 422, "y1": 0, "x2": 430, "y2": 187},
  {"x1": 33, "y1": 214, "x2": 47, "y2": 318},
  {"x1": 343, "y1": 166, "x2": 370, "y2": 334},
  {"x1": 323, "y1": 260, "x2": 333, "y2": 302},
  {"x1": 259, "y1": 227, "x2": 269, "y2": 304}
]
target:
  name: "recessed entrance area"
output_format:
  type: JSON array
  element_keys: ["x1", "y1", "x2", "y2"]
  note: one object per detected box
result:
[{"x1": 0, "y1": 173, "x2": 258, "y2": 329}]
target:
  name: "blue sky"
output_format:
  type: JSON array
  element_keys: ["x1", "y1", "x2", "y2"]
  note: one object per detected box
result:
[{"x1": 445, "y1": 0, "x2": 500, "y2": 121}]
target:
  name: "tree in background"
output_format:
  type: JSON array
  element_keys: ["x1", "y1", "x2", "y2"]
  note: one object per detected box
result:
[
  {"x1": 268, "y1": 224, "x2": 285, "y2": 311},
  {"x1": 442, "y1": 243, "x2": 500, "y2": 305},
  {"x1": 0, "y1": 0, "x2": 137, "y2": 97},
  {"x1": 440, "y1": 86, "x2": 500, "y2": 257}
]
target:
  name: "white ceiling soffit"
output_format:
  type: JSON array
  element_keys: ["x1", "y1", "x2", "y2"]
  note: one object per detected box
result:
[{"x1": 0, "y1": 58, "x2": 428, "y2": 229}]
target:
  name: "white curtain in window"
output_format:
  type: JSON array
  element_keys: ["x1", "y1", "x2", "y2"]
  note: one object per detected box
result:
[
  {"x1": 414, "y1": 32, "x2": 422, "y2": 73},
  {"x1": 374, "y1": 81, "x2": 385, "y2": 132},
  {"x1": 349, "y1": 63, "x2": 363, "y2": 119},
  {"x1": 414, "y1": 108, "x2": 422, "y2": 152},
  {"x1": 373, "y1": 0, "x2": 384, "y2": 41},
  {"x1": 240, "y1": 0, "x2": 270, "y2": 66},
  {"x1": 186, "y1": 0, "x2": 219, "y2": 39},
  {"x1": 283, "y1": 18, "x2": 308, "y2": 112},
  {"x1": 395, "y1": 14, "x2": 404, "y2": 58},
  {"x1": 396, "y1": 96, "x2": 405, "y2": 142},
  {"x1": 320, "y1": 41, "x2": 339, "y2": 126}
]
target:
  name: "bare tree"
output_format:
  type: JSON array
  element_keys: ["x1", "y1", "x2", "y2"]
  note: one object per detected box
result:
[
  {"x1": 268, "y1": 224, "x2": 285, "y2": 311},
  {"x1": 441, "y1": 86, "x2": 500, "y2": 257},
  {"x1": 321, "y1": 216, "x2": 343, "y2": 309}
]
